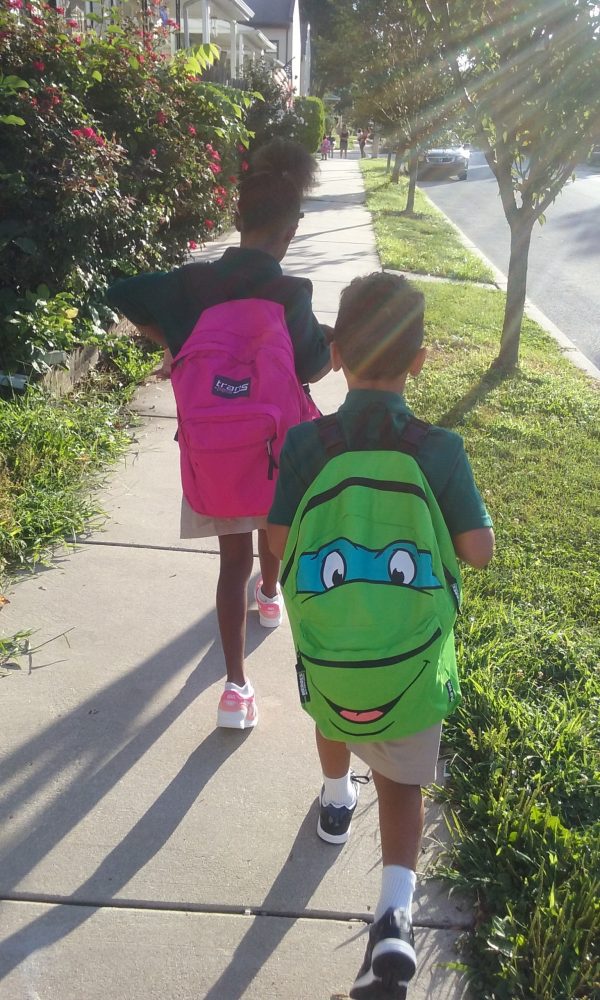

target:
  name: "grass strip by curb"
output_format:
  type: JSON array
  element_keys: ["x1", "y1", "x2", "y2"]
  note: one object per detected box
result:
[
  {"x1": 362, "y1": 160, "x2": 600, "y2": 999},
  {"x1": 361, "y1": 159, "x2": 495, "y2": 283}
]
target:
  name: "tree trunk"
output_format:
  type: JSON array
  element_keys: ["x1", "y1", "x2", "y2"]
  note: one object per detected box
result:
[
  {"x1": 391, "y1": 150, "x2": 403, "y2": 184},
  {"x1": 405, "y1": 152, "x2": 418, "y2": 213},
  {"x1": 495, "y1": 215, "x2": 534, "y2": 370}
]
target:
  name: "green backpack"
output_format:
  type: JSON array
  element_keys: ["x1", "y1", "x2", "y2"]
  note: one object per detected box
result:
[{"x1": 280, "y1": 411, "x2": 462, "y2": 743}]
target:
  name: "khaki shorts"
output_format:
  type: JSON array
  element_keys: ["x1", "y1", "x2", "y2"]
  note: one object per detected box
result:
[
  {"x1": 180, "y1": 496, "x2": 267, "y2": 538},
  {"x1": 347, "y1": 722, "x2": 442, "y2": 786}
]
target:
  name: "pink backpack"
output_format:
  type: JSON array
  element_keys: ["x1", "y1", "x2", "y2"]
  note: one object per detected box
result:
[{"x1": 170, "y1": 298, "x2": 320, "y2": 518}]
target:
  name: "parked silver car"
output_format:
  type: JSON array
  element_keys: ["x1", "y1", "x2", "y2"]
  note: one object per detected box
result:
[{"x1": 416, "y1": 145, "x2": 470, "y2": 180}]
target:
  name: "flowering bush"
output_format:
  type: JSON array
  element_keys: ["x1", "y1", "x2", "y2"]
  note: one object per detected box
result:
[{"x1": 0, "y1": 0, "x2": 250, "y2": 374}]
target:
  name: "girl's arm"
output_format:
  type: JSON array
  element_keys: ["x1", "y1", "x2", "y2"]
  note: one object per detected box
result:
[{"x1": 134, "y1": 323, "x2": 168, "y2": 348}]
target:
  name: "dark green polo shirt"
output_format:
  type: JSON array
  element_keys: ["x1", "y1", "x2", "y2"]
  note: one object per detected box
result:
[
  {"x1": 106, "y1": 247, "x2": 330, "y2": 384},
  {"x1": 269, "y1": 389, "x2": 492, "y2": 536}
]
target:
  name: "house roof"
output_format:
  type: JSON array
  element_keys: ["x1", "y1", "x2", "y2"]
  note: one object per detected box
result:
[{"x1": 248, "y1": 0, "x2": 295, "y2": 28}]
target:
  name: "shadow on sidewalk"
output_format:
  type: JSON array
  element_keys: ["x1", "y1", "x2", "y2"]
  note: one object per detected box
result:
[
  {"x1": 203, "y1": 805, "x2": 345, "y2": 1000},
  {"x1": 0, "y1": 727, "x2": 251, "y2": 981}
]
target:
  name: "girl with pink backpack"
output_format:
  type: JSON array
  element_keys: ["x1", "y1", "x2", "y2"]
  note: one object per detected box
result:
[{"x1": 107, "y1": 140, "x2": 331, "y2": 730}]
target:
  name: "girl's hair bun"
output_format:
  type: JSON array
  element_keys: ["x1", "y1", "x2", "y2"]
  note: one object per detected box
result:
[{"x1": 250, "y1": 138, "x2": 318, "y2": 197}]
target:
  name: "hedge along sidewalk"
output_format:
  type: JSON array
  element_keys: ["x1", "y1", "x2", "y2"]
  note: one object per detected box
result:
[{"x1": 360, "y1": 160, "x2": 600, "y2": 999}]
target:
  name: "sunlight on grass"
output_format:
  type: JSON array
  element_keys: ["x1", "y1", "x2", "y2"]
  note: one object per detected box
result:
[
  {"x1": 360, "y1": 183, "x2": 600, "y2": 997},
  {"x1": 361, "y1": 160, "x2": 495, "y2": 283}
]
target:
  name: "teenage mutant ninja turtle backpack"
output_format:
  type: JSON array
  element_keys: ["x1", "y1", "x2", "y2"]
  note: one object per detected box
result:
[{"x1": 280, "y1": 409, "x2": 462, "y2": 742}]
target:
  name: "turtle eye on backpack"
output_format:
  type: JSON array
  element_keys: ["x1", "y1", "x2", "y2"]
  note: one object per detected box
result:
[{"x1": 297, "y1": 538, "x2": 442, "y2": 596}]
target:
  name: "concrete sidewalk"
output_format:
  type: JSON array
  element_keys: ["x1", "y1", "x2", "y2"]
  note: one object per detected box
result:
[{"x1": 0, "y1": 158, "x2": 470, "y2": 999}]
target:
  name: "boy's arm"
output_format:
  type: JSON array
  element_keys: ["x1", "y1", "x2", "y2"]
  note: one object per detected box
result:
[
  {"x1": 266, "y1": 524, "x2": 289, "y2": 560},
  {"x1": 452, "y1": 527, "x2": 495, "y2": 568}
]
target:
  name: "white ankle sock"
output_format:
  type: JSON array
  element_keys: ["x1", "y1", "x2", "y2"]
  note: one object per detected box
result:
[
  {"x1": 322, "y1": 771, "x2": 356, "y2": 808},
  {"x1": 225, "y1": 680, "x2": 253, "y2": 697},
  {"x1": 374, "y1": 865, "x2": 416, "y2": 922},
  {"x1": 258, "y1": 584, "x2": 280, "y2": 601}
]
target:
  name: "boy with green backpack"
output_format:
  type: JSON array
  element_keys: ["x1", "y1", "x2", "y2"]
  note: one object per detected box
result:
[{"x1": 267, "y1": 272, "x2": 494, "y2": 1000}]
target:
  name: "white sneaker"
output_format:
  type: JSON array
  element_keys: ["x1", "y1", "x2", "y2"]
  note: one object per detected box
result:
[
  {"x1": 217, "y1": 684, "x2": 258, "y2": 729},
  {"x1": 255, "y1": 579, "x2": 283, "y2": 628}
]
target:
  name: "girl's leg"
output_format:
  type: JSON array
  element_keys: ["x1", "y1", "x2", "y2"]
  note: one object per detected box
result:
[
  {"x1": 257, "y1": 528, "x2": 279, "y2": 598},
  {"x1": 216, "y1": 532, "x2": 254, "y2": 686}
]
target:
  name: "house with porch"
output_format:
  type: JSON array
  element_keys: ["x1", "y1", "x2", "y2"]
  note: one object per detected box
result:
[{"x1": 74, "y1": 1, "x2": 310, "y2": 91}]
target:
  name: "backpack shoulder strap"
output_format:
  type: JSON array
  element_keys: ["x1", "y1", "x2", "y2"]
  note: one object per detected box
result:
[
  {"x1": 398, "y1": 416, "x2": 430, "y2": 457},
  {"x1": 315, "y1": 414, "x2": 346, "y2": 459}
]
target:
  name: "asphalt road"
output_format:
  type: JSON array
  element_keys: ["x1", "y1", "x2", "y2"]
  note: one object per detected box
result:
[{"x1": 417, "y1": 150, "x2": 600, "y2": 369}]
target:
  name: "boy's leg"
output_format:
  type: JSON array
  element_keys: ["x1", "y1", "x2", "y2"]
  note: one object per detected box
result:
[
  {"x1": 255, "y1": 528, "x2": 283, "y2": 628},
  {"x1": 315, "y1": 727, "x2": 362, "y2": 844},
  {"x1": 349, "y1": 772, "x2": 422, "y2": 999},
  {"x1": 216, "y1": 532, "x2": 254, "y2": 687}
]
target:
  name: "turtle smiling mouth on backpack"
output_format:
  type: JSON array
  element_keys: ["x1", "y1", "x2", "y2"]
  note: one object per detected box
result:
[{"x1": 311, "y1": 658, "x2": 431, "y2": 736}]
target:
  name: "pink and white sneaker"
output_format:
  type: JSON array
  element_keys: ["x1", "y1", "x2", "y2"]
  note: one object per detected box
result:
[
  {"x1": 255, "y1": 579, "x2": 284, "y2": 628},
  {"x1": 217, "y1": 684, "x2": 258, "y2": 729}
]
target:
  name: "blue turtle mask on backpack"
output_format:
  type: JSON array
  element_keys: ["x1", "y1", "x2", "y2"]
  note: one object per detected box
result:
[{"x1": 280, "y1": 413, "x2": 462, "y2": 742}]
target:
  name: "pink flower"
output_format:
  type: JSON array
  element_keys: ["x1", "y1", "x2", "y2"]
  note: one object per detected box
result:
[
  {"x1": 33, "y1": 60, "x2": 45, "y2": 71},
  {"x1": 150, "y1": 148, "x2": 157, "y2": 157},
  {"x1": 8, "y1": 0, "x2": 23, "y2": 8},
  {"x1": 188, "y1": 240, "x2": 198, "y2": 250},
  {"x1": 215, "y1": 197, "x2": 224, "y2": 207},
  {"x1": 188, "y1": 125, "x2": 196, "y2": 136},
  {"x1": 56, "y1": 6, "x2": 65, "y2": 12},
  {"x1": 241, "y1": 160, "x2": 249, "y2": 172},
  {"x1": 205, "y1": 220, "x2": 214, "y2": 230},
  {"x1": 71, "y1": 128, "x2": 84, "y2": 138},
  {"x1": 67, "y1": 18, "x2": 78, "y2": 27},
  {"x1": 31, "y1": 14, "x2": 44, "y2": 24},
  {"x1": 166, "y1": 18, "x2": 179, "y2": 28},
  {"x1": 156, "y1": 110, "x2": 167, "y2": 125},
  {"x1": 208, "y1": 162, "x2": 221, "y2": 174}
]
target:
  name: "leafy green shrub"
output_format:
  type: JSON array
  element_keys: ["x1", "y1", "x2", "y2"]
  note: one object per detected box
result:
[
  {"x1": 294, "y1": 95, "x2": 325, "y2": 152},
  {"x1": 0, "y1": 0, "x2": 250, "y2": 374},
  {"x1": 241, "y1": 59, "x2": 305, "y2": 156}
]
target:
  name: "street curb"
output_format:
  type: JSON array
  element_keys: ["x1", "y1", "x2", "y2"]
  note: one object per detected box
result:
[{"x1": 440, "y1": 213, "x2": 600, "y2": 383}]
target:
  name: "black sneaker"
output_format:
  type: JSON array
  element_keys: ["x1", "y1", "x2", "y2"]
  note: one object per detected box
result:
[
  {"x1": 349, "y1": 907, "x2": 416, "y2": 1000},
  {"x1": 316, "y1": 772, "x2": 370, "y2": 845}
]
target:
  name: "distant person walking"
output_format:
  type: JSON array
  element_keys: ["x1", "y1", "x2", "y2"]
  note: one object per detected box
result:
[
  {"x1": 327, "y1": 133, "x2": 335, "y2": 158},
  {"x1": 320, "y1": 135, "x2": 331, "y2": 160},
  {"x1": 358, "y1": 129, "x2": 368, "y2": 158},
  {"x1": 339, "y1": 125, "x2": 349, "y2": 158}
]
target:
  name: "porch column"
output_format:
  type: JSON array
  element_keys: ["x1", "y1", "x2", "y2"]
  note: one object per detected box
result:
[
  {"x1": 238, "y1": 32, "x2": 244, "y2": 75},
  {"x1": 201, "y1": 0, "x2": 211, "y2": 43},
  {"x1": 230, "y1": 19, "x2": 238, "y2": 78}
]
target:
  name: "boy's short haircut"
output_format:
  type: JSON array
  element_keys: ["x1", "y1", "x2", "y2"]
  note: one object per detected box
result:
[
  {"x1": 333, "y1": 272, "x2": 425, "y2": 379},
  {"x1": 237, "y1": 171, "x2": 302, "y2": 234}
]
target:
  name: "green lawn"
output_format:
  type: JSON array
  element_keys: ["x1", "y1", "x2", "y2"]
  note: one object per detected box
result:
[
  {"x1": 361, "y1": 163, "x2": 600, "y2": 999},
  {"x1": 361, "y1": 159, "x2": 495, "y2": 282}
]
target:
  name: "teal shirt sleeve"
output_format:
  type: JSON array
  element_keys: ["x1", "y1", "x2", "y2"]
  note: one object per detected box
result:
[
  {"x1": 284, "y1": 287, "x2": 330, "y2": 383},
  {"x1": 420, "y1": 429, "x2": 492, "y2": 536},
  {"x1": 106, "y1": 271, "x2": 191, "y2": 355}
]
